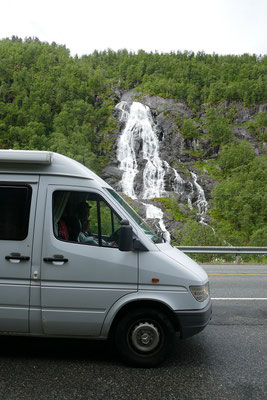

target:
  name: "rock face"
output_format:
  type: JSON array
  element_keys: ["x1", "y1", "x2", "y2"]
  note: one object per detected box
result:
[{"x1": 104, "y1": 91, "x2": 266, "y2": 239}]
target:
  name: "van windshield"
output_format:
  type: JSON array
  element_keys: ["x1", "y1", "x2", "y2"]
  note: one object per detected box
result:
[{"x1": 106, "y1": 188, "x2": 164, "y2": 244}]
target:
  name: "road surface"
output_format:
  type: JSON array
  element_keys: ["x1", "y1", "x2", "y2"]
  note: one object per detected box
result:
[{"x1": 0, "y1": 264, "x2": 266, "y2": 400}]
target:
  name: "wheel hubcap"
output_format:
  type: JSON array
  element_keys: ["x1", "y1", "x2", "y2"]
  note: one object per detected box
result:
[{"x1": 131, "y1": 322, "x2": 160, "y2": 353}]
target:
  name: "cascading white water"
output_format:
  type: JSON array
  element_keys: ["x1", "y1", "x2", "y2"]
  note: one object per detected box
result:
[
  {"x1": 116, "y1": 101, "x2": 170, "y2": 237},
  {"x1": 139, "y1": 104, "x2": 166, "y2": 199},
  {"x1": 118, "y1": 101, "x2": 166, "y2": 199},
  {"x1": 145, "y1": 204, "x2": 171, "y2": 242},
  {"x1": 187, "y1": 182, "x2": 194, "y2": 210},
  {"x1": 164, "y1": 161, "x2": 185, "y2": 195},
  {"x1": 117, "y1": 101, "x2": 182, "y2": 199},
  {"x1": 116, "y1": 102, "x2": 139, "y2": 198},
  {"x1": 116, "y1": 100, "x2": 209, "y2": 237},
  {"x1": 191, "y1": 172, "x2": 208, "y2": 224}
]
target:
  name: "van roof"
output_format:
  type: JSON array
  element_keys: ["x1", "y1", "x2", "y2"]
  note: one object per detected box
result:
[{"x1": 0, "y1": 150, "x2": 109, "y2": 187}]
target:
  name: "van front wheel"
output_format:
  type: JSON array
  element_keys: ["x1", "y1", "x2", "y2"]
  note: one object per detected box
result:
[{"x1": 115, "y1": 308, "x2": 175, "y2": 367}]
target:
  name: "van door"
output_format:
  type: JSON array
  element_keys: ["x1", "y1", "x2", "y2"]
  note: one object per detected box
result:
[
  {"x1": 0, "y1": 181, "x2": 38, "y2": 333},
  {"x1": 40, "y1": 183, "x2": 138, "y2": 336}
]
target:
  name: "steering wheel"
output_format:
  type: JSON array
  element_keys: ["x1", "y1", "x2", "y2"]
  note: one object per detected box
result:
[{"x1": 109, "y1": 228, "x2": 121, "y2": 244}]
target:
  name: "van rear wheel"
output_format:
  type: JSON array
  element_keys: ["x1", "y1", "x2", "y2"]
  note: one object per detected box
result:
[{"x1": 114, "y1": 308, "x2": 175, "y2": 367}]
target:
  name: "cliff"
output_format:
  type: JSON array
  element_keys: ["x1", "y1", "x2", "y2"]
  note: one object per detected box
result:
[{"x1": 102, "y1": 91, "x2": 267, "y2": 244}]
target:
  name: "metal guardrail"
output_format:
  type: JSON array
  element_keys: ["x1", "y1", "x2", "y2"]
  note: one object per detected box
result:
[{"x1": 176, "y1": 246, "x2": 267, "y2": 255}]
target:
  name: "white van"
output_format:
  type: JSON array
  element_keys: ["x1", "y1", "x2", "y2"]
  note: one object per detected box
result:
[{"x1": 0, "y1": 150, "x2": 211, "y2": 367}]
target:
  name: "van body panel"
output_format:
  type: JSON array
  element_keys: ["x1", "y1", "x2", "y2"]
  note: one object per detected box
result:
[
  {"x1": 156, "y1": 242, "x2": 208, "y2": 282},
  {"x1": 0, "y1": 173, "x2": 39, "y2": 183},
  {"x1": 39, "y1": 180, "x2": 138, "y2": 336},
  {"x1": 0, "y1": 151, "x2": 110, "y2": 184},
  {"x1": 0, "y1": 181, "x2": 38, "y2": 333},
  {"x1": 139, "y1": 246, "x2": 208, "y2": 291},
  {"x1": 100, "y1": 289, "x2": 201, "y2": 337}
]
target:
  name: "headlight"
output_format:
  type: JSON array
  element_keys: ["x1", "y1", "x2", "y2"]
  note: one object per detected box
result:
[{"x1": 189, "y1": 283, "x2": 210, "y2": 302}]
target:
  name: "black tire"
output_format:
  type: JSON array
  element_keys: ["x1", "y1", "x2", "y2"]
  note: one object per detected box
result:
[{"x1": 114, "y1": 307, "x2": 175, "y2": 367}]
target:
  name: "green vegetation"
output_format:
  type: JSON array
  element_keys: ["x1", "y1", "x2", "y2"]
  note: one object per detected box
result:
[
  {"x1": 205, "y1": 107, "x2": 234, "y2": 145},
  {"x1": 0, "y1": 37, "x2": 117, "y2": 172},
  {"x1": 193, "y1": 160, "x2": 222, "y2": 179},
  {"x1": 180, "y1": 220, "x2": 226, "y2": 262},
  {"x1": 213, "y1": 156, "x2": 267, "y2": 243},
  {"x1": 0, "y1": 37, "x2": 266, "y2": 259},
  {"x1": 218, "y1": 140, "x2": 256, "y2": 172},
  {"x1": 246, "y1": 112, "x2": 267, "y2": 141},
  {"x1": 154, "y1": 197, "x2": 186, "y2": 221},
  {"x1": 180, "y1": 119, "x2": 199, "y2": 138},
  {"x1": 178, "y1": 144, "x2": 267, "y2": 261},
  {"x1": 183, "y1": 150, "x2": 204, "y2": 158}
]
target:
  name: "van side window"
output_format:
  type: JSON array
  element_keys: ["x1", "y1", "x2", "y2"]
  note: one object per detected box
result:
[
  {"x1": 53, "y1": 191, "x2": 121, "y2": 248},
  {"x1": 0, "y1": 185, "x2": 32, "y2": 240}
]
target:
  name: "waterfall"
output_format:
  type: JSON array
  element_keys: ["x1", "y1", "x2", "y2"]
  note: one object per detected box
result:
[
  {"x1": 139, "y1": 104, "x2": 166, "y2": 199},
  {"x1": 187, "y1": 182, "x2": 194, "y2": 210},
  {"x1": 116, "y1": 102, "x2": 139, "y2": 199},
  {"x1": 116, "y1": 100, "x2": 208, "y2": 238},
  {"x1": 164, "y1": 161, "x2": 185, "y2": 195},
  {"x1": 145, "y1": 203, "x2": 171, "y2": 242},
  {"x1": 116, "y1": 101, "x2": 184, "y2": 199},
  {"x1": 191, "y1": 172, "x2": 208, "y2": 224},
  {"x1": 117, "y1": 101, "x2": 166, "y2": 199}
]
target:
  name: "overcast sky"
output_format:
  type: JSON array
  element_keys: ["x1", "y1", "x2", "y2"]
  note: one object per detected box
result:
[{"x1": 1, "y1": 0, "x2": 266, "y2": 56}]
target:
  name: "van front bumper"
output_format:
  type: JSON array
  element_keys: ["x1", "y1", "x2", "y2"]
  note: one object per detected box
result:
[{"x1": 175, "y1": 300, "x2": 212, "y2": 339}]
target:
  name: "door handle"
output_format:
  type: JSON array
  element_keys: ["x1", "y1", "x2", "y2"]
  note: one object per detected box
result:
[
  {"x1": 43, "y1": 257, "x2": 68, "y2": 266},
  {"x1": 6, "y1": 255, "x2": 30, "y2": 263}
]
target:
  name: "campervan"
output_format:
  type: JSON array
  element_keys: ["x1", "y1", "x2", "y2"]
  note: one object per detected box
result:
[{"x1": 0, "y1": 150, "x2": 211, "y2": 366}]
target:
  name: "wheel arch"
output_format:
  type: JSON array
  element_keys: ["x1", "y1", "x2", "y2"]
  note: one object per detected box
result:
[{"x1": 106, "y1": 299, "x2": 180, "y2": 340}]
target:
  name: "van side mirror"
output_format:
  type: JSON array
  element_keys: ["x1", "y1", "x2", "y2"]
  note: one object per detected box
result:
[{"x1": 118, "y1": 220, "x2": 133, "y2": 251}]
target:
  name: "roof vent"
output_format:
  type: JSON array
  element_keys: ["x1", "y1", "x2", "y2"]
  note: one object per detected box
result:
[{"x1": 0, "y1": 150, "x2": 52, "y2": 164}]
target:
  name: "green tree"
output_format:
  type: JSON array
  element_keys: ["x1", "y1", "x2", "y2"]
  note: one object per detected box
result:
[
  {"x1": 246, "y1": 112, "x2": 267, "y2": 141},
  {"x1": 205, "y1": 108, "x2": 233, "y2": 145},
  {"x1": 180, "y1": 119, "x2": 199, "y2": 138},
  {"x1": 218, "y1": 141, "x2": 255, "y2": 173},
  {"x1": 249, "y1": 226, "x2": 267, "y2": 246},
  {"x1": 180, "y1": 220, "x2": 224, "y2": 262},
  {"x1": 213, "y1": 157, "x2": 267, "y2": 242}
]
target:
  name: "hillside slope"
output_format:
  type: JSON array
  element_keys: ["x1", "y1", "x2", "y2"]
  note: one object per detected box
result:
[{"x1": 0, "y1": 38, "x2": 266, "y2": 253}]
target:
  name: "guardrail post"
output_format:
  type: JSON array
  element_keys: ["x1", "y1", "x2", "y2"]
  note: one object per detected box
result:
[{"x1": 235, "y1": 254, "x2": 241, "y2": 264}]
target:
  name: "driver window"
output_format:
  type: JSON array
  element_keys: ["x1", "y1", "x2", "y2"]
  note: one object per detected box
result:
[
  {"x1": 53, "y1": 190, "x2": 121, "y2": 248},
  {"x1": 100, "y1": 201, "x2": 121, "y2": 237},
  {"x1": 99, "y1": 201, "x2": 121, "y2": 246}
]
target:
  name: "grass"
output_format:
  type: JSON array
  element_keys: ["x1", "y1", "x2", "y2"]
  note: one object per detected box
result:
[
  {"x1": 193, "y1": 160, "x2": 222, "y2": 179},
  {"x1": 154, "y1": 197, "x2": 186, "y2": 221}
]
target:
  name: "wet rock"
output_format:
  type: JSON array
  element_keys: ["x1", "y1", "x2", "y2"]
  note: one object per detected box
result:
[
  {"x1": 102, "y1": 93, "x2": 266, "y2": 238},
  {"x1": 101, "y1": 165, "x2": 123, "y2": 189},
  {"x1": 140, "y1": 94, "x2": 193, "y2": 119},
  {"x1": 233, "y1": 103, "x2": 263, "y2": 124}
]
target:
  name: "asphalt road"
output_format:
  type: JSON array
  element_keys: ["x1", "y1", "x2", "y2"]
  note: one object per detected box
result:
[{"x1": 0, "y1": 264, "x2": 266, "y2": 400}]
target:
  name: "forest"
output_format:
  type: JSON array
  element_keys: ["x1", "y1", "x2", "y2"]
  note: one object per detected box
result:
[{"x1": 0, "y1": 37, "x2": 266, "y2": 259}]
